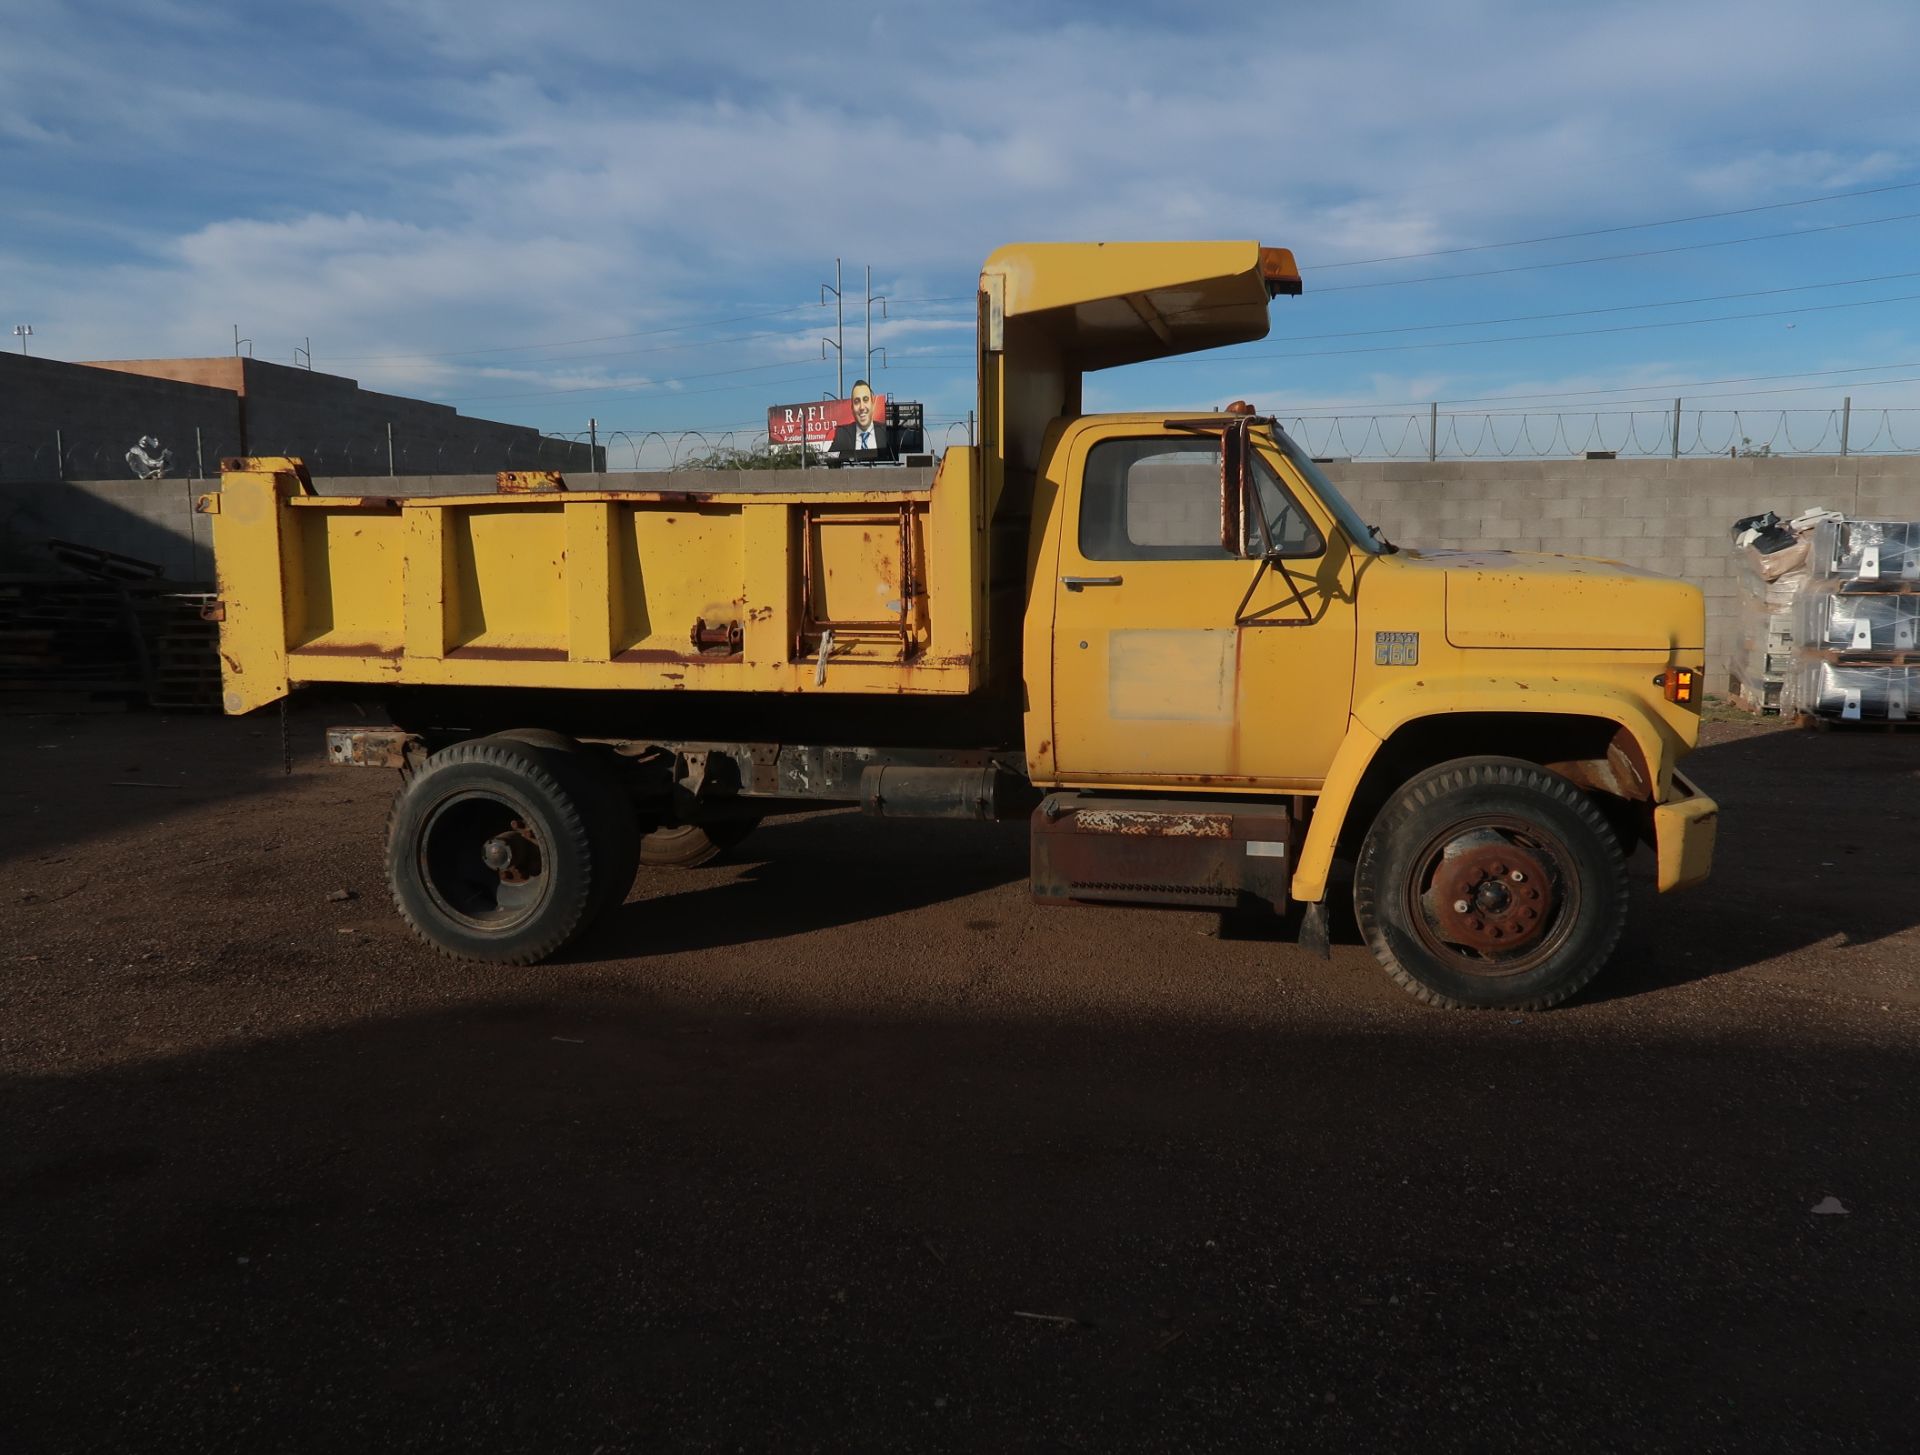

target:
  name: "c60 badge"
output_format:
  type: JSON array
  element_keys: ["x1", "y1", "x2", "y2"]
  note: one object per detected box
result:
[{"x1": 1375, "y1": 631, "x2": 1420, "y2": 667}]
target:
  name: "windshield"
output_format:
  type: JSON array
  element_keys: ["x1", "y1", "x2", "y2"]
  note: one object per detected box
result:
[{"x1": 1267, "y1": 426, "x2": 1385, "y2": 555}]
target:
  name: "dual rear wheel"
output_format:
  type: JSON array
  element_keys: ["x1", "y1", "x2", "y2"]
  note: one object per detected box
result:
[{"x1": 386, "y1": 733, "x2": 751, "y2": 964}]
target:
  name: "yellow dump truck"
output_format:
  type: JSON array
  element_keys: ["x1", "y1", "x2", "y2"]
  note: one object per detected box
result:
[{"x1": 202, "y1": 240, "x2": 1717, "y2": 1008}]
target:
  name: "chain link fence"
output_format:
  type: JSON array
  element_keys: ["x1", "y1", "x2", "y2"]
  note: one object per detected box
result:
[
  {"x1": 12, "y1": 407, "x2": 1920, "y2": 480},
  {"x1": 1281, "y1": 406, "x2": 1920, "y2": 461},
  {"x1": 567, "y1": 409, "x2": 1919, "y2": 468},
  {"x1": 548, "y1": 420, "x2": 977, "y2": 473}
]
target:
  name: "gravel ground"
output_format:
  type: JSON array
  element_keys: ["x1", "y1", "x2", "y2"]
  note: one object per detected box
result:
[{"x1": 2, "y1": 704, "x2": 1916, "y2": 1452}]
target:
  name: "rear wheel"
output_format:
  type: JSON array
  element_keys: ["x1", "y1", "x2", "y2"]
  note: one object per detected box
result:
[
  {"x1": 1353, "y1": 756, "x2": 1627, "y2": 1010},
  {"x1": 484, "y1": 731, "x2": 641, "y2": 916},
  {"x1": 639, "y1": 817, "x2": 756, "y2": 869},
  {"x1": 387, "y1": 738, "x2": 602, "y2": 964}
]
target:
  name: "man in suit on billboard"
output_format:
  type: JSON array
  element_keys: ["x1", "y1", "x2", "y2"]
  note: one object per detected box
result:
[{"x1": 828, "y1": 380, "x2": 893, "y2": 462}]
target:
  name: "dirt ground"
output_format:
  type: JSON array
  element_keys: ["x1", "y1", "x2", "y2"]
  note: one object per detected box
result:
[{"x1": 2, "y1": 702, "x2": 1916, "y2": 1453}]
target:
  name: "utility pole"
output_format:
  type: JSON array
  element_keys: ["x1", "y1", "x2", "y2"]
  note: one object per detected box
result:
[
  {"x1": 294, "y1": 337, "x2": 312, "y2": 370},
  {"x1": 11, "y1": 324, "x2": 31, "y2": 356},
  {"x1": 820, "y1": 258, "x2": 844, "y2": 396},
  {"x1": 864, "y1": 264, "x2": 888, "y2": 383},
  {"x1": 232, "y1": 324, "x2": 252, "y2": 358}
]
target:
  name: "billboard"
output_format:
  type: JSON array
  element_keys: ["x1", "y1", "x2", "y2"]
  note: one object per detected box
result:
[{"x1": 767, "y1": 393, "x2": 888, "y2": 449}]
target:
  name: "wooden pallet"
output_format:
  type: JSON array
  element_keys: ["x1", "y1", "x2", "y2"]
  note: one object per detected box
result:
[
  {"x1": 1791, "y1": 711, "x2": 1920, "y2": 732},
  {"x1": 1833, "y1": 579, "x2": 1920, "y2": 596},
  {"x1": 0, "y1": 575, "x2": 223, "y2": 711},
  {"x1": 1797, "y1": 647, "x2": 1920, "y2": 668}
]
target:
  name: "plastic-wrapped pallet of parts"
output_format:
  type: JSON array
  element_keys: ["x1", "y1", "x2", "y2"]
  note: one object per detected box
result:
[
  {"x1": 1796, "y1": 584, "x2": 1920, "y2": 653},
  {"x1": 1726, "y1": 509, "x2": 1834, "y2": 713},
  {"x1": 1783, "y1": 514, "x2": 1920, "y2": 725},
  {"x1": 1784, "y1": 661, "x2": 1919, "y2": 722},
  {"x1": 1811, "y1": 517, "x2": 1920, "y2": 586},
  {"x1": 1729, "y1": 581, "x2": 1794, "y2": 710}
]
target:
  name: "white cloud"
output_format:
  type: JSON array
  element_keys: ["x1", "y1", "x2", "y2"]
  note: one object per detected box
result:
[{"x1": 6, "y1": 0, "x2": 1920, "y2": 437}]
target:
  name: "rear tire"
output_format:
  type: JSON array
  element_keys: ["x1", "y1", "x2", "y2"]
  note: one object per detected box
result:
[
  {"x1": 638, "y1": 818, "x2": 756, "y2": 869},
  {"x1": 1353, "y1": 756, "x2": 1627, "y2": 1010},
  {"x1": 484, "y1": 731, "x2": 641, "y2": 916},
  {"x1": 387, "y1": 738, "x2": 602, "y2": 965},
  {"x1": 485, "y1": 731, "x2": 756, "y2": 872}
]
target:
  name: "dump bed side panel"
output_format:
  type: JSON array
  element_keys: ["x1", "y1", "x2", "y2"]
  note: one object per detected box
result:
[{"x1": 204, "y1": 455, "x2": 983, "y2": 713}]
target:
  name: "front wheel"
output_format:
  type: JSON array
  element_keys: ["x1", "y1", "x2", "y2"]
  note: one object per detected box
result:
[{"x1": 1353, "y1": 756, "x2": 1627, "y2": 1010}]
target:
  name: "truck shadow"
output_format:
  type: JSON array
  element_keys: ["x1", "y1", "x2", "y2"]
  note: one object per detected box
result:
[
  {"x1": 574, "y1": 811, "x2": 1031, "y2": 960},
  {"x1": 5, "y1": 704, "x2": 1913, "y2": 1009},
  {"x1": 617, "y1": 719, "x2": 1917, "y2": 1006},
  {"x1": 1594, "y1": 719, "x2": 1917, "y2": 1001},
  {"x1": 4, "y1": 984, "x2": 1916, "y2": 1450},
  {"x1": 0, "y1": 695, "x2": 387, "y2": 865},
  {"x1": 1225, "y1": 720, "x2": 1919, "y2": 1003}
]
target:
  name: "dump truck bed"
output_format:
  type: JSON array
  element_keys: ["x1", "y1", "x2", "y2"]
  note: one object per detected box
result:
[
  {"x1": 206, "y1": 243, "x2": 1304, "y2": 719},
  {"x1": 202, "y1": 453, "x2": 985, "y2": 714}
]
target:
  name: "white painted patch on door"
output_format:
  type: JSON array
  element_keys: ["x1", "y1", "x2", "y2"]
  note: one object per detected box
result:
[{"x1": 1108, "y1": 629, "x2": 1234, "y2": 722}]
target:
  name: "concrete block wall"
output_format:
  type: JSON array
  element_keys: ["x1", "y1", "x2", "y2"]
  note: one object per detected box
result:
[
  {"x1": 0, "y1": 466, "x2": 936, "y2": 582},
  {"x1": 3, "y1": 355, "x2": 600, "y2": 483},
  {"x1": 1323, "y1": 456, "x2": 1920, "y2": 681},
  {"x1": 306, "y1": 466, "x2": 935, "y2": 496},
  {"x1": 0, "y1": 477, "x2": 214, "y2": 579},
  {"x1": 0, "y1": 353, "x2": 244, "y2": 482},
  {"x1": 6, "y1": 456, "x2": 1920, "y2": 690},
  {"x1": 232, "y1": 362, "x2": 600, "y2": 475}
]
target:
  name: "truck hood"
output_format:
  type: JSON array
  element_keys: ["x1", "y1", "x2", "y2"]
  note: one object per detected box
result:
[{"x1": 1400, "y1": 548, "x2": 1703, "y2": 652}]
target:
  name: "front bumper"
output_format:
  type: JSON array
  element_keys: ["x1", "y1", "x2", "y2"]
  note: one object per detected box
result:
[{"x1": 1652, "y1": 770, "x2": 1718, "y2": 892}]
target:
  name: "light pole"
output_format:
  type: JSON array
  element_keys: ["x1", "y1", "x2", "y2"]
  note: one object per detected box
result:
[
  {"x1": 820, "y1": 258, "x2": 844, "y2": 397},
  {"x1": 11, "y1": 324, "x2": 31, "y2": 356},
  {"x1": 864, "y1": 264, "x2": 887, "y2": 383}
]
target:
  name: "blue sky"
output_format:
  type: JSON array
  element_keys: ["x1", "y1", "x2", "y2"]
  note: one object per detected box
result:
[{"x1": 5, "y1": 0, "x2": 1920, "y2": 460}]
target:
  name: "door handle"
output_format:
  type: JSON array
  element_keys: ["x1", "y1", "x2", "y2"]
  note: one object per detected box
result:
[{"x1": 1062, "y1": 575, "x2": 1123, "y2": 590}]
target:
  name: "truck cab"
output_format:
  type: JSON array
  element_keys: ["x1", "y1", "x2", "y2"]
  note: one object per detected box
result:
[{"x1": 977, "y1": 243, "x2": 1716, "y2": 1008}]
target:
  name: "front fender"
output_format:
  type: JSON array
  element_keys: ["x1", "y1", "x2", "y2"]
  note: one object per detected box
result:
[{"x1": 1290, "y1": 675, "x2": 1691, "y2": 904}]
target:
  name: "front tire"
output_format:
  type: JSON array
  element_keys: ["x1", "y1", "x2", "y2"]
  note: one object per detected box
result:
[{"x1": 1353, "y1": 756, "x2": 1627, "y2": 1010}]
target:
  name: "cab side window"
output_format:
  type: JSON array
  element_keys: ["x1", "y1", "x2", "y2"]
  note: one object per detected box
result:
[{"x1": 1078, "y1": 437, "x2": 1323, "y2": 561}]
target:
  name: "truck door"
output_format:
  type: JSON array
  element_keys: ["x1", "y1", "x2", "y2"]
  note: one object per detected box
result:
[{"x1": 1049, "y1": 426, "x2": 1357, "y2": 789}]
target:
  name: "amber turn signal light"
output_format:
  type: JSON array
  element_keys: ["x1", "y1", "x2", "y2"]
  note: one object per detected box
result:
[
  {"x1": 1658, "y1": 667, "x2": 1701, "y2": 705},
  {"x1": 1259, "y1": 246, "x2": 1303, "y2": 297}
]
